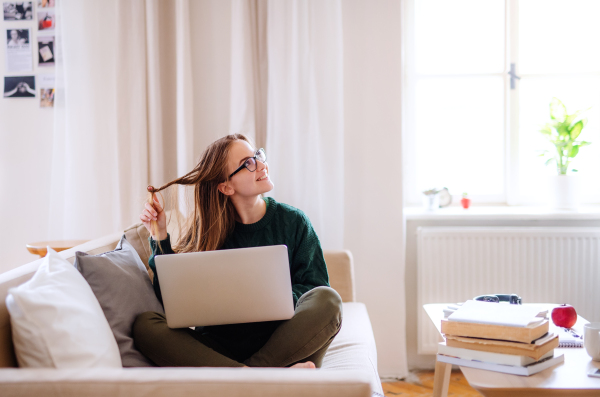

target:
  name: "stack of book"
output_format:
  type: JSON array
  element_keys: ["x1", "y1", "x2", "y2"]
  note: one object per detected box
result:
[{"x1": 437, "y1": 300, "x2": 564, "y2": 376}]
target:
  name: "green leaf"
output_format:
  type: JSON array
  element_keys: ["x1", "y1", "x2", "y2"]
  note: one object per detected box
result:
[
  {"x1": 572, "y1": 169, "x2": 579, "y2": 172},
  {"x1": 565, "y1": 112, "x2": 580, "y2": 126},
  {"x1": 550, "y1": 97, "x2": 567, "y2": 122},
  {"x1": 579, "y1": 141, "x2": 592, "y2": 146},
  {"x1": 539, "y1": 126, "x2": 552, "y2": 136},
  {"x1": 556, "y1": 122, "x2": 570, "y2": 137},
  {"x1": 544, "y1": 158, "x2": 555, "y2": 166},
  {"x1": 570, "y1": 120, "x2": 583, "y2": 140},
  {"x1": 555, "y1": 141, "x2": 567, "y2": 148},
  {"x1": 569, "y1": 145, "x2": 580, "y2": 158}
]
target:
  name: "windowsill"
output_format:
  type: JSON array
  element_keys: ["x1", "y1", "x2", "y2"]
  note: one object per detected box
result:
[{"x1": 404, "y1": 205, "x2": 600, "y2": 220}]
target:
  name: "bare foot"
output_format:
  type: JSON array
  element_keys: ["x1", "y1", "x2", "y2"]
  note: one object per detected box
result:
[{"x1": 290, "y1": 361, "x2": 316, "y2": 369}]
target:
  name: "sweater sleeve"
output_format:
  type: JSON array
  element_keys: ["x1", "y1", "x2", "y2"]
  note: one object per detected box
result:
[
  {"x1": 148, "y1": 233, "x2": 175, "y2": 306},
  {"x1": 290, "y1": 213, "x2": 330, "y2": 307}
]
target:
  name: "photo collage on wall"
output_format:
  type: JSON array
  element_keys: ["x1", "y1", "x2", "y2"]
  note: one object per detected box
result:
[{"x1": 2, "y1": 0, "x2": 56, "y2": 107}]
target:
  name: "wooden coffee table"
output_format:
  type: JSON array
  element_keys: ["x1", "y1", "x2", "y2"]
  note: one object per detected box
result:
[
  {"x1": 424, "y1": 303, "x2": 600, "y2": 397},
  {"x1": 26, "y1": 240, "x2": 89, "y2": 258}
]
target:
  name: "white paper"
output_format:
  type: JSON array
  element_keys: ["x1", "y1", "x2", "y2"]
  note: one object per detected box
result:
[
  {"x1": 448, "y1": 300, "x2": 545, "y2": 327},
  {"x1": 38, "y1": 74, "x2": 55, "y2": 88},
  {"x1": 5, "y1": 29, "x2": 32, "y2": 72}
]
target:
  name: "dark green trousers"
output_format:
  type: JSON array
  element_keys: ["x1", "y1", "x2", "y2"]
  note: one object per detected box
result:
[{"x1": 133, "y1": 286, "x2": 343, "y2": 368}]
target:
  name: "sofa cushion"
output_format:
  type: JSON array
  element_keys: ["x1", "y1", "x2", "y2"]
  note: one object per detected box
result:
[
  {"x1": 322, "y1": 302, "x2": 383, "y2": 396},
  {"x1": 74, "y1": 235, "x2": 164, "y2": 367},
  {"x1": 6, "y1": 248, "x2": 121, "y2": 368}
]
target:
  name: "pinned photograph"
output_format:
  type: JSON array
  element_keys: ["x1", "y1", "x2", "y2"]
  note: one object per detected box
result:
[
  {"x1": 3, "y1": 2, "x2": 33, "y2": 20},
  {"x1": 40, "y1": 88, "x2": 54, "y2": 107},
  {"x1": 7, "y1": 28, "x2": 28, "y2": 45},
  {"x1": 4, "y1": 76, "x2": 35, "y2": 98},
  {"x1": 37, "y1": 8, "x2": 54, "y2": 31},
  {"x1": 37, "y1": 0, "x2": 55, "y2": 7},
  {"x1": 6, "y1": 29, "x2": 32, "y2": 72},
  {"x1": 38, "y1": 74, "x2": 54, "y2": 106},
  {"x1": 38, "y1": 35, "x2": 54, "y2": 66}
]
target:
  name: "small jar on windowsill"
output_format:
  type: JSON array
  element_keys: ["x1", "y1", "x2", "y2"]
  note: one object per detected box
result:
[{"x1": 460, "y1": 192, "x2": 471, "y2": 209}]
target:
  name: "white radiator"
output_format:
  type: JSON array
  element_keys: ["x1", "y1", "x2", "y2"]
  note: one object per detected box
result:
[{"x1": 417, "y1": 227, "x2": 600, "y2": 354}]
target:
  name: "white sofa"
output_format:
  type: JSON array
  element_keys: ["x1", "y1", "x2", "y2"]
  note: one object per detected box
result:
[{"x1": 0, "y1": 220, "x2": 384, "y2": 397}]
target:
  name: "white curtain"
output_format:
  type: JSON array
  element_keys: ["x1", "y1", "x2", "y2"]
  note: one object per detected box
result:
[
  {"x1": 46, "y1": 0, "x2": 406, "y2": 378},
  {"x1": 49, "y1": 0, "x2": 149, "y2": 239},
  {"x1": 49, "y1": 0, "x2": 198, "y2": 238},
  {"x1": 230, "y1": 0, "x2": 345, "y2": 250}
]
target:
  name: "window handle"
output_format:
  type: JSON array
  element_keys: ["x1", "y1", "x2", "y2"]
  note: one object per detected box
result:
[{"x1": 508, "y1": 63, "x2": 521, "y2": 90}]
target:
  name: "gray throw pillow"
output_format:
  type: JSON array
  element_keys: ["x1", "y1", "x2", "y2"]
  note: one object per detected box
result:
[{"x1": 74, "y1": 235, "x2": 164, "y2": 367}]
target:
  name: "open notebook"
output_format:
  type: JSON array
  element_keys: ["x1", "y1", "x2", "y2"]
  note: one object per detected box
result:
[{"x1": 549, "y1": 322, "x2": 584, "y2": 347}]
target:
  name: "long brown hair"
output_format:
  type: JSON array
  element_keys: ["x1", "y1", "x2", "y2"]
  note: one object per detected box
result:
[{"x1": 147, "y1": 134, "x2": 251, "y2": 253}]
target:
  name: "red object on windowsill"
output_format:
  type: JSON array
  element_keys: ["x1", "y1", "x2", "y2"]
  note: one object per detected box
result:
[
  {"x1": 461, "y1": 196, "x2": 471, "y2": 209},
  {"x1": 42, "y1": 19, "x2": 52, "y2": 29}
]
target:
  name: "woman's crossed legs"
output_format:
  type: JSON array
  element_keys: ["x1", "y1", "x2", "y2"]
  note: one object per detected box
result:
[{"x1": 133, "y1": 286, "x2": 343, "y2": 368}]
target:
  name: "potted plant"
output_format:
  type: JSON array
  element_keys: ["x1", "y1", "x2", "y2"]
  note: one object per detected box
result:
[{"x1": 539, "y1": 97, "x2": 591, "y2": 209}]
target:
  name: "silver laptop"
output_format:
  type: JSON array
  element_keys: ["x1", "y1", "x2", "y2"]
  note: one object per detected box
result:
[{"x1": 154, "y1": 245, "x2": 295, "y2": 328}]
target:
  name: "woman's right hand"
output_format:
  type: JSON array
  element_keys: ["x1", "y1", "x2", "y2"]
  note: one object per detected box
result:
[{"x1": 141, "y1": 195, "x2": 168, "y2": 240}]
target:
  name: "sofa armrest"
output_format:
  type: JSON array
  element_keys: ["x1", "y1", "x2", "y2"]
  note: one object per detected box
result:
[
  {"x1": 0, "y1": 368, "x2": 372, "y2": 397},
  {"x1": 323, "y1": 250, "x2": 356, "y2": 302}
]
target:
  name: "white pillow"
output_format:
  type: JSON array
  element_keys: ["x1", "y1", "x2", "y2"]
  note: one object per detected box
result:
[{"x1": 6, "y1": 247, "x2": 122, "y2": 368}]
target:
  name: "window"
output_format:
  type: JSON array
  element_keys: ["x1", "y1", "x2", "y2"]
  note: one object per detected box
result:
[{"x1": 403, "y1": 0, "x2": 600, "y2": 205}]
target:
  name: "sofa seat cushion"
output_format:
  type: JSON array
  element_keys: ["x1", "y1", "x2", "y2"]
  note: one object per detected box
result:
[
  {"x1": 0, "y1": 367, "x2": 373, "y2": 397},
  {"x1": 322, "y1": 302, "x2": 383, "y2": 395}
]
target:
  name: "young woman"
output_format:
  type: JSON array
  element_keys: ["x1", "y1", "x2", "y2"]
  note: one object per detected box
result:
[{"x1": 133, "y1": 134, "x2": 342, "y2": 369}]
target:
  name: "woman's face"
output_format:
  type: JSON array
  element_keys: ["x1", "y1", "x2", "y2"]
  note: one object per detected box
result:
[
  {"x1": 10, "y1": 30, "x2": 18, "y2": 41},
  {"x1": 225, "y1": 140, "x2": 274, "y2": 197}
]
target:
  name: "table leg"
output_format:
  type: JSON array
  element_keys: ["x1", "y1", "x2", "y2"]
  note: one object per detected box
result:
[{"x1": 432, "y1": 359, "x2": 451, "y2": 397}]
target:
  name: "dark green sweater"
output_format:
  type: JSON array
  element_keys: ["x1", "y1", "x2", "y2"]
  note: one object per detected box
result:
[{"x1": 147, "y1": 196, "x2": 330, "y2": 362}]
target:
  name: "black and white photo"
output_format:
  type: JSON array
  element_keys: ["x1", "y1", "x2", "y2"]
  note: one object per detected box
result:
[
  {"x1": 6, "y1": 28, "x2": 28, "y2": 45},
  {"x1": 5, "y1": 29, "x2": 32, "y2": 72},
  {"x1": 3, "y1": 2, "x2": 33, "y2": 20},
  {"x1": 38, "y1": 36, "x2": 54, "y2": 66},
  {"x1": 4, "y1": 76, "x2": 35, "y2": 98}
]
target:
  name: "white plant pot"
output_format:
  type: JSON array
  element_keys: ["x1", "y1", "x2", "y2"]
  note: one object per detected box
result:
[
  {"x1": 422, "y1": 194, "x2": 440, "y2": 211},
  {"x1": 549, "y1": 175, "x2": 580, "y2": 209}
]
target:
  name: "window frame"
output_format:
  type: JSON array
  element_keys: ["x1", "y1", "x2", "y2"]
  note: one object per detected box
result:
[
  {"x1": 402, "y1": 0, "x2": 600, "y2": 207},
  {"x1": 402, "y1": 0, "x2": 512, "y2": 206}
]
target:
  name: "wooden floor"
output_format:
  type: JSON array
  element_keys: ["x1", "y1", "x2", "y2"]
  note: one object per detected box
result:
[{"x1": 382, "y1": 370, "x2": 483, "y2": 396}]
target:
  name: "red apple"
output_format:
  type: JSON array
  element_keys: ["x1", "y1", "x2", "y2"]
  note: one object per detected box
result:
[
  {"x1": 551, "y1": 304, "x2": 577, "y2": 328},
  {"x1": 461, "y1": 197, "x2": 471, "y2": 209}
]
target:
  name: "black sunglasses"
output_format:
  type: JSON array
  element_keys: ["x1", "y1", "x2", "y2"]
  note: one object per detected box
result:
[{"x1": 228, "y1": 148, "x2": 267, "y2": 179}]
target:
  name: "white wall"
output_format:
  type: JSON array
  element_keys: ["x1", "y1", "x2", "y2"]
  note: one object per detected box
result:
[
  {"x1": 1, "y1": 14, "x2": 55, "y2": 271},
  {"x1": 342, "y1": 0, "x2": 407, "y2": 378}
]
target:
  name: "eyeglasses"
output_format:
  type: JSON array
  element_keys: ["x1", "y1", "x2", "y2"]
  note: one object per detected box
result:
[{"x1": 228, "y1": 148, "x2": 267, "y2": 179}]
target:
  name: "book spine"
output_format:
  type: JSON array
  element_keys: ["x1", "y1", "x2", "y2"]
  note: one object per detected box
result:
[
  {"x1": 441, "y1": 320, "x2": 548, "y2": 343},
  {"x1": 445, "y1": 336, "x2": 558, "y2": 360},
  {"x1": 437, "y1": 343, "x2": 540, "y2": 366}
]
